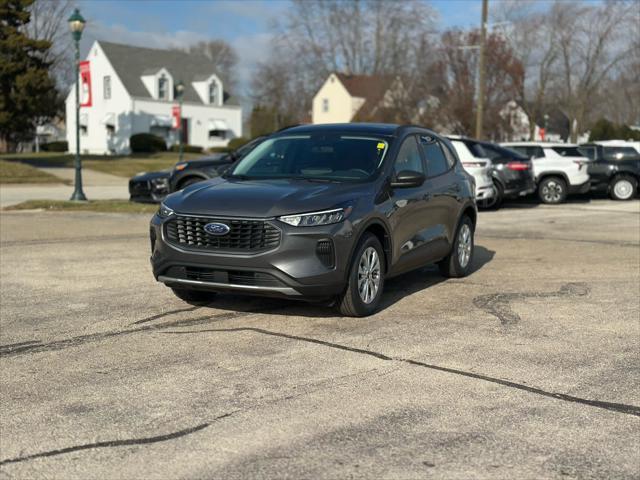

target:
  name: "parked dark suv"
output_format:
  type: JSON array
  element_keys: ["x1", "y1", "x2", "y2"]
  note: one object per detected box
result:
[
  {"x1": 150, "y1": 124, "x2": 477, "y2": 316},
  {"x1": 579, "y1": 143, "x2": 640, "y2": 200}
]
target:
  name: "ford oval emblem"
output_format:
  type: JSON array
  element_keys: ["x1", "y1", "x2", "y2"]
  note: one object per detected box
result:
[{"x1": 203, "y1": 222, "x2": 230, "y2": 236}]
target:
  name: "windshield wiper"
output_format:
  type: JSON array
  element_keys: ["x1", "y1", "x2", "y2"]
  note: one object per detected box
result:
[{"x1": 224, "y1": 174, "x2": 252, "y2": 180}]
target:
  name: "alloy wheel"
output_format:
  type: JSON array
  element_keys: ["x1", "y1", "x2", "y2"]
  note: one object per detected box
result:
[
  {"x1": 357, "y1": 246, "x2": 381, "y2": 304},
  {"x1": 614, "y1": 179, "x2": 634, "y2": 200},
  {"x1": 542, "y1": 181, "x2": 563, "y2": 203},
  {"x1": 457, "y1": 224, "x2": 472, "y2": 268}
]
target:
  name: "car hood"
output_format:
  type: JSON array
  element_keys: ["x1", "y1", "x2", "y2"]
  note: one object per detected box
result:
[{"x1": 164, "y1": 177, "x2": 369, "y2": 217}]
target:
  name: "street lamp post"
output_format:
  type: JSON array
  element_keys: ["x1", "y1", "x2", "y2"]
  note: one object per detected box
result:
[
  {"x1": 176, "y1": 81, "x2": 185, "y2": 163},
  {"x1": 68, "y1": 8, "x2": 87, "y2": 201}
]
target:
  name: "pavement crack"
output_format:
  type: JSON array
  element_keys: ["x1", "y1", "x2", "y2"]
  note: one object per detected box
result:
[
  {"x1": 477, "y1": 233, "x2": 639, "y2": 247},
  {"x1": 163, "y1": 326, "x2": 640, "y2": 418},
  {"x1": 0, "y1": 311, "x2": 260, "y2": 358},
  {"x1": 472, "y1": 282, "x2": 590, "y2": 325},
  {"x1": 0, "y1": 416, "x2": 230, "y2": 467},
  {"x1": 131, "y1": 305, "x2": 202, "y2": 325}
]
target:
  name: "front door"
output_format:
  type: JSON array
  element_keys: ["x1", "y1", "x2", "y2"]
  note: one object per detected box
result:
[{"x1": 387, "y1": 135, "x2": 437, "y2": 275}]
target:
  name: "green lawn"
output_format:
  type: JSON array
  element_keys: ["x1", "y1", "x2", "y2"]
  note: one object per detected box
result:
[
  {"x1": 0, "y1": 151, "x2": 203, "y2": 178},
  {"x1": 0, "y1": 159, "x2": 63, "y2": 184},
  {"x1": 5, "y1": 199, "x2": 158, "y2": 214}
]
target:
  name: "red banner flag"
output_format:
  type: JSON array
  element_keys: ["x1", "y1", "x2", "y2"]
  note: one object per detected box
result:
[
  {"x1": 79, "y1": 61, "x2": 92, "y2": 107},
  {"x1": 172, "y1": 105, "x2": 181, "y2": 129}
]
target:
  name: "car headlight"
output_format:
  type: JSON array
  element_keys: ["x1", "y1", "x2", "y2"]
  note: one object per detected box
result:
[
  {"x1": 157, "y1": 202, "x2": 174, "y2": 218},
  {"x1": 278, "y1": 207, "x2": 352, "y2": 227},
  {"x1": 150, "y1": 177, "x2": 169, "y2": 188},
  {"x1": 174, "y1": 162, "x2": 188, "y2": 171}
]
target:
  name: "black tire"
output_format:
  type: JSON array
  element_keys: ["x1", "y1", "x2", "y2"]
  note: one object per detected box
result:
[
  {"x1": 337, "y1": 233, "x2": 385, "y2": 317},
  {"x1": 171, "y1": 288, "x2": 215, "y2": 305},
  {"x1": 178, "y1": 177, "x2": 204, "y2": 190},
  {"x1": 438, "y1": 215, "x2": 475, "y2": 278},
  {"x1": 609, "y1": 174, "x2": 637, "y2": 201},
  {"x1": 538, "y1": 176, "x2": 567, "y2": 204}
]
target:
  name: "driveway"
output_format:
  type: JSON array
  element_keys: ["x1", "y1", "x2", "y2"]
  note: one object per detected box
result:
[{"x1": 0, "y1": 200, "x2": 638, "y2": 479}]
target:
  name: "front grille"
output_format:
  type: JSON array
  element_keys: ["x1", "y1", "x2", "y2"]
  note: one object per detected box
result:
[
  {"x1": 129, "y1": 180, "x2": 151, "y2": 195},
  {"x1": 165, "y1": 215, "x2": 280, "y2": 253}
]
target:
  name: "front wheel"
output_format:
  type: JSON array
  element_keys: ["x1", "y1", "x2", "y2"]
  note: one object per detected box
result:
[
  {"x1": 337, "y1": 233, "x2": 385, "y2": 317},
  {"x1": 538, "y1": 176, "x2": 567, "y2": 204},
  {"x1": 439, "y1": 216, "x2": 474, "y2": 278},
  {"x1": 610, "y1": 175, "x2": 637, "y2": 201}
]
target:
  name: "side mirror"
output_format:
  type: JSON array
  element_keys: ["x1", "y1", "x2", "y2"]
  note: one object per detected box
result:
[{"x1": 390, "y1": 170, "x2": 425, "y2": 188}]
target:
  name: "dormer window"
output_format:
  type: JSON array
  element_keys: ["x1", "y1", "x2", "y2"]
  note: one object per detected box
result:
[
  {"x1": 209, "y1": 82, "x2": 218, "y2": 105},
  {"x1": 158, "y1": 75, "x2": 168, "y2": 100}
]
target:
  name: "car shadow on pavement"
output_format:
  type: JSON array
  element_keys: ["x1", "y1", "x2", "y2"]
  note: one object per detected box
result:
[{"x1": 197, "y1": 245, "x2": 496, "y2": 319}]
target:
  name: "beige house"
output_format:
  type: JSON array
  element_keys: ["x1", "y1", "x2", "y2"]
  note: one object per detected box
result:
[{"x1": 312, "y1": 72, "x2": 395, "y2": 124}]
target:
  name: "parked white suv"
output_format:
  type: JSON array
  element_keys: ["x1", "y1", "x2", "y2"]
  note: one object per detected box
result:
[
  {"x1": 449, "y1": 138, "x2": 496, "y2": 207},
  {"x1": 500, "y1": 142, "x2": 591, "y2": 204}
]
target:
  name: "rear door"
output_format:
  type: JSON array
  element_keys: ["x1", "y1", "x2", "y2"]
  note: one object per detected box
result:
[{"x1": 419, "y1": 135, "x2": 459, "y2": 257}]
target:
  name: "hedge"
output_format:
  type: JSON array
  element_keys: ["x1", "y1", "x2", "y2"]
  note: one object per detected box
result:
[
  {"x1": 130, "y1": 133, "x2": 167, "y2": 153},
  {"x1": 41, "y1": 141, "x2": 68, "y2": 152}
]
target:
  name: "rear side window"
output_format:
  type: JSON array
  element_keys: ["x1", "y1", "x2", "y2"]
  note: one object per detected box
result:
[
  {"x1": 465, "y1": 141, "x2": 487, "y2": 158},
  {"x1": 507, "y1": 146, "x2": 528, "y2": 157},
  {"x1": 441, "y1": 142, "x2": 458, "y2": 168},
  {"x1": 603, "y1": 147, "x2": 639, "y2": 161},
  {"x1": 394, "y1": 136, "x2": 424, "y2": 175},
  {"x1": 578, "y1": 146, "x2": 597, "y2": 160},
  {"x1": 552, "y1": 146, "x2": 581, "y2": 157},
  {"x1": 529, "y1": 146, "x2": 545, "y2": 158},
  {"x1": 420, "y1": 136, "x2": 449, "y2": 177}
]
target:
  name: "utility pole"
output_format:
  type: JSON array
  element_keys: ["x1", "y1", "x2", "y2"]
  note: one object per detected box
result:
[{"x1": 475, "y1": 0, "x2": 488, "y2": 140}]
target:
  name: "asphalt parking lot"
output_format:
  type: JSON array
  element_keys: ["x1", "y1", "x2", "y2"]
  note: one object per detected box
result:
[{"x1": 1, "y1": 198, "x2": 639, "y2": 479}]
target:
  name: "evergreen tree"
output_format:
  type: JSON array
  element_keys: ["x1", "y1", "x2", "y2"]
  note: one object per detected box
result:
[{"x1": 0, "y1": 0, "x2": 58, "y2": 152}]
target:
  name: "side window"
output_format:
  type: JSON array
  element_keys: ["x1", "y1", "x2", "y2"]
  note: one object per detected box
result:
[
  {"x1": 394, "y1": 136, "x2": 424, "y2": 175},
  {"x1": 509, "y1": 146, "x2": 528, "y2": 157},
  {"x1": 604, "y1": 147, "x2": 638, "y2": 161},
  {"x1": 531, "y1": 146, "x2": 545, "y2": 158},
  {"x1": 420, "y1": 136, "x2": 449, "y2": 177}
]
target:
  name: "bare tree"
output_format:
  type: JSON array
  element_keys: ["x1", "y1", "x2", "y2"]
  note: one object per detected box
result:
[
  {"x1": 493, "y1": 1, "x2": 559, "y2": 140},
  {"x1": 251, "y1": 0, "x2": 438, "y2": 124},
  {"x1": 184, "y1": 40, "x2": 238, "y2": 91},
  {"x1": 24, "y1": 0, "x2": 74, "y2": 89},
  {"x1": 552, "y1": 1, "x2": 636, "y2": 142},
  {"x1": 430, "y1": 30, "x2": 523, "y2": 139}
]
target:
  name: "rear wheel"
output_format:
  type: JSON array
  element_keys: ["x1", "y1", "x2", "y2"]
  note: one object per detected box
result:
[
  {"x1": 538, "y1": 176, "x2": 567, "y2": 204},
  {"x1": 439, "y1": 215, "x2": 474, "y2": 278},
  {"x1": 337, "y1": 233, "x2": 385, "y2": 317},
  {"x1": 171, "y1": 288, "x2": 215, "y2": 305},
  {"x1": 610, "y1": 175, "x2": 637, "y2": 201}
]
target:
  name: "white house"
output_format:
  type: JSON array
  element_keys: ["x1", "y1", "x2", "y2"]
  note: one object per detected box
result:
[
  {"x1": 312, "y1": 72, "x2": 396, "y2": 124},
  {"x1": 66, "y1": 41, "x2": 242, "y2": 155}
]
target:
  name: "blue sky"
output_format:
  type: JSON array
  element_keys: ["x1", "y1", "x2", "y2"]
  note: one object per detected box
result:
[{"x1": 74, "y1": 0, "x2": 539, "y2": 95}]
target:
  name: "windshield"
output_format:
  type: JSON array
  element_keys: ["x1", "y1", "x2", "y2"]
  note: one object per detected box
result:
[{"x1": 227, "y1": 134, "x2": 389, "y2": 181}]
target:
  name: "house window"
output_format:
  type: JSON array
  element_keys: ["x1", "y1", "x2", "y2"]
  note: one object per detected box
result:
[
  {"x1": 158, "y1": 75, "x2": 168, "y2": 100},
  {"x1": 103, "y1": 75, "x2": 111, "y2": 99},
  {"x1": 322, "y1": 98, "x2": 329, "y2": 112},
  {"x1": 209, "y1": 82, "x2": 217, "y2": 104}
]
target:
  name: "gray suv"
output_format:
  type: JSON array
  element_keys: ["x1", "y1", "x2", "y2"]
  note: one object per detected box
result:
[{"x1": 150, "y1": 124, "x2": 477, "y2": 316}]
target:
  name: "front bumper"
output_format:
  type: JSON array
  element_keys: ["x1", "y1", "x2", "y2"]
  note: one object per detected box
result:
[
  {"x1": 475, "y1": 185, "x2": 495, "y2": 201},
  {"x1": 150, "y1": 214, "x2": 355, "y2": 299}
]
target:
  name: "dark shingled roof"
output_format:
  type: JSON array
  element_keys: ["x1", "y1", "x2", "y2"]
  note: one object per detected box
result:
[
  {"x1": 98, "y1": 41, "x2": 238, "y2": 105},
  {"x1": 334, "y1": 73, "x2": 395, "y2": 121}
]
